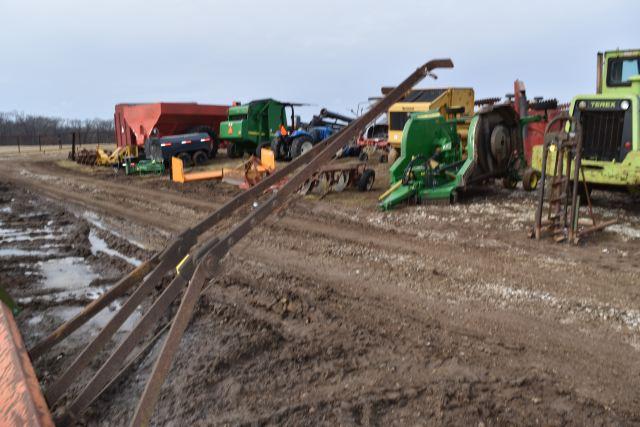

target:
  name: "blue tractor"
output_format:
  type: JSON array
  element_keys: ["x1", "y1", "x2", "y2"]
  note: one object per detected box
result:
[{"x1": 270, "y1": 108, "x2": 353, "y2": 160}]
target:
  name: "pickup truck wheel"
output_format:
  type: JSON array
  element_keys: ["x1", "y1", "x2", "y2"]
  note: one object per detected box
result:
[
  {"x1": 192, "y1": 150, "x2": 208, "y2": 166},
  {"x1": 178, "y1": 152, "x2": 192, "y2": 167}
]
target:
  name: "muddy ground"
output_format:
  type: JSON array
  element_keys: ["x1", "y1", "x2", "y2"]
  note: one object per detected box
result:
[{"x1": 1, "y1": 151, "x2": 640, "y2": 426}]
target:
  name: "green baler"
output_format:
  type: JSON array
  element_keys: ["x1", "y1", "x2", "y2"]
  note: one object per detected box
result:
[
  {"x1": 380, "y1": 104, "x2": 533, "y2": 210},
  {"x1": 219, "y1": 99, "x2": 296, "y2": 157}
]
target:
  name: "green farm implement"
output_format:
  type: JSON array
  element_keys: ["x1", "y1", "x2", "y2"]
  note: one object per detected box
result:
[{"x1": 379, "y1": 104, "x2": 541, "y2": 210}]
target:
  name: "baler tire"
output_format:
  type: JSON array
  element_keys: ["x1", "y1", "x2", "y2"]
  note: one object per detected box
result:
[
  {"x1": 227, "y1": 142, "x2": 241, "y2": 159},
  {"x1": 357, "y1": 169, "x2": 375, "y2": 192},
  {"x1": 522, "y1": 168, "x2": 540, "y2": 192},
  {"x1": 192, "y1": 150, "x2": 208, "y2": 166},
  {"x1": 290, "y1": 135, "x2": 315, "y2": 159}
]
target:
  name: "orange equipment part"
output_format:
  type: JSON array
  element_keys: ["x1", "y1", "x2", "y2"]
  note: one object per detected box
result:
[
  {"x1": 171, "y1": 149, "x2": 275, "y2": 185},
  {"x1": 0, "y1": 303, "x2": 54, "y2": 426}
]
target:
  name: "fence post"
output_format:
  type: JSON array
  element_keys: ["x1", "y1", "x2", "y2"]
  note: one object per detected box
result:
[
  {"x1": 17, "y1": 135, "x2": 20, "y2": 153},
  {"x1": 71, "y1": 132, "x2": 76, "y2": 161},
  {"x1": 38, "y1": 135, "x2": 42, "y2": 152}
]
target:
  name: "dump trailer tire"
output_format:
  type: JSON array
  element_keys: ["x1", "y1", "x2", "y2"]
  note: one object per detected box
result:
[
  {"x1": 192, "y1": 150, "x2": 208, "y2": 166},
  {"x1": 188, "y1": 125, "x2": 219, "y2": 158},
  {"x1": 290, "y1": 135, "x2": 315, "y2": 159},
  {"x1": 357, "y1": 169, "x2": 375, "y2": 191},
  {"x1": 522, "y1": 168, "x2": 540, "y2": 191}
]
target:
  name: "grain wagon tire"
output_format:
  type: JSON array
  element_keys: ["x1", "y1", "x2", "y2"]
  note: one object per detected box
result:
[
  {"x1": 178, "y1": 152, "x2": 192, "y2": 167},
  {"x1": 357, "y1": 169, "x2": 375, "y2": 192},
  {"x1": 522, "y1": 168, "x2": 540, "y2": 192},
  {"x1": 290, "y1": 135, "x2": 315, "y2": 159},
  {"x1": 192, "y1": 150, "x2": 208, "y2": 166}
]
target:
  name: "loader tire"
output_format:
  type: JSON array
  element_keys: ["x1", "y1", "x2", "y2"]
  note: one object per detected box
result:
[
  {"x1": 522, "y1": 168, "x2": 540, "y2": 191},
  {"x1": 357, "y1": 169, "x2": 375, "y2": 191}
]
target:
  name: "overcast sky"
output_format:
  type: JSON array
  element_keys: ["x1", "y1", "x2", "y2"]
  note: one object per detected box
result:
[{"x1": 1, "y1": 0, "x2": 638, "y2": 121}]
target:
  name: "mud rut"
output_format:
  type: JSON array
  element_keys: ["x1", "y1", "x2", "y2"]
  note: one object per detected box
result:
[{"x1": 1, "y1": 158, "x2": 640, "y2": 425}]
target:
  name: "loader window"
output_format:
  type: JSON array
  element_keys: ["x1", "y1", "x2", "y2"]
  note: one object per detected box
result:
[
  {"x1": 389, "y1": 112, "x2": 410, "y2": 131},
  {"x1": 607, "y1": 57, "x2": 640, "y2": 86}
]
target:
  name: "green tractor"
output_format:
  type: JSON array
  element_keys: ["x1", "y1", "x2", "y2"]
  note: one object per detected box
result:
[
  {"x1": 379, "y1": 104, "x2": 541, "y2": 210},
  {"x1": 219, "y1": 99, "x2": 299, "y2": 158},
  {"x1": 531, "y1": 49, "x2": 640, "y2": 192}
]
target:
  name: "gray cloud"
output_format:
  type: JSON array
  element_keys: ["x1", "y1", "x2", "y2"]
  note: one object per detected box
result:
[{"x1": 1, "y1": 0, "x2": 638, "y2": 120}]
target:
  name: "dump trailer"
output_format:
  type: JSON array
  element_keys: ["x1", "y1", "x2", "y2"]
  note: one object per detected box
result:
[
  {"x1": 384, "y1": 87, "x2": 475, "y2": 148},
  {"x1": 114, "y1": 102, "x2": 229, "y2": 160},
  {"x1": 532, "y1": 49, "x2": 640, "y2": 192},
  {"x1": 218, "y1": 99, "x2": 300, "y2": 158},
  {"x1": 30, "y1": 58, "x2": 453, "y2": 427}
]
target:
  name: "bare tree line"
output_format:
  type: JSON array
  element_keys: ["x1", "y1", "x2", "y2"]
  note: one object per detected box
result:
[{"x1": 0, "y1": 111, "x2": 114, "y2": 146}]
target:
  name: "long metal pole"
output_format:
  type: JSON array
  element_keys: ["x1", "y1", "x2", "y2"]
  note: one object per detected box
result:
[{"x1": 130, "y1": 58, "x2": 453, "y2": 426}]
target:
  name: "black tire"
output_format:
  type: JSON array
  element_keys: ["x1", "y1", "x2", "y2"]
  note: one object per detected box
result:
[
  {"x1": 357, "y1": 169, "x2": 375, "y2": 191},
  {"x1": 255, "y1": 141, "x2": 272, "y2": 158},
  {"x1": 502, "y1": 176, "x2": 518, "y2": 190},
  {"x1": 188, "y1": 125, "x2": 219, "y2": 158},
  {"x1": 178, "y1": 152, "x2": 192, "y2": 167},
  {"x1": 522, "y1": 168, "x2": 540, "y2": 191},
  {"x1": 270, "y1": 137, "x2": 285, "y2": 161},
  {"x1": 290, "y1": 135, "x2": 315, "y2": 159},
  {"x1": 227, "y1": 142, "x2": 242, "y2": 158},
  {"x1": 192, "y1": 150, "x2": 208, "y2": 166}
]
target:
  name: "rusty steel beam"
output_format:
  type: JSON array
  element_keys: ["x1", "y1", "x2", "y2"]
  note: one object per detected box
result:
[
  {"x1": 0, "y1": 303, "x2": 54, "y2": 427},
  {"x1": 129, "y1": 58, "x2": 454, "y2": 426},
  {"x1": 54, "y1": 59, "x2": 453, "y2": 425}
]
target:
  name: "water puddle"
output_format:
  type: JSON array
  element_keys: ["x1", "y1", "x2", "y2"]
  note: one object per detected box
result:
[
  {"x1": 0, "y1": 248, "x2": 58, "y2": 257},
  {"x1": 84, "y1": 211, "x2": 147, "y2": 249},
  {"x1": 38, "y1": 257, "x2": 98, "y2": 290},
  {"x1": 89, "y1": 229, "x2": 142, "y2": 267}
]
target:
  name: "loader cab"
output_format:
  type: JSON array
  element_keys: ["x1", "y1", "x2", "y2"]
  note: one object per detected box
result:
[
  {"x1": 598, "y1": 50, "x2": 640, "y2": 95},
  {"x1": 548, "y1": 49, "x2": 640, "y2": 190}
]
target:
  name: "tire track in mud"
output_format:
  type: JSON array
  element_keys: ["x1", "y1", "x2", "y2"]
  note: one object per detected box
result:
[{"x1": 3, "y1": 158, "x2": 640, "y2": 423}]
